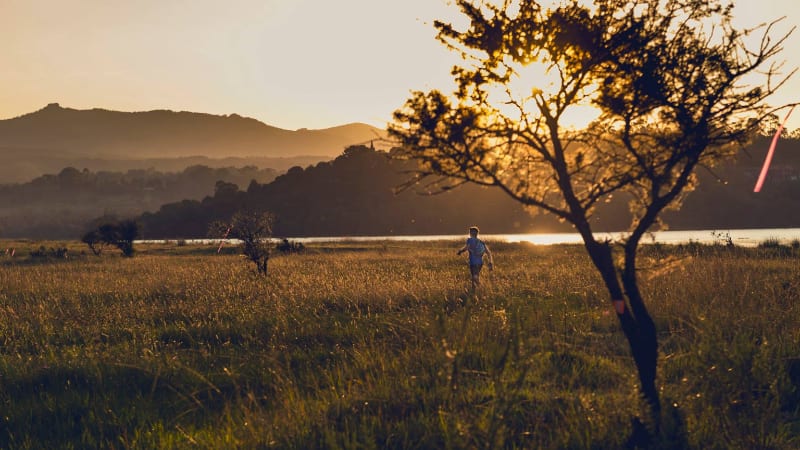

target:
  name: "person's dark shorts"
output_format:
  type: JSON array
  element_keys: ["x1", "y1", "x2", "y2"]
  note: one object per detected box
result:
[{"x1": 470, "y1": 264, "x2": 483, "y2": 276}]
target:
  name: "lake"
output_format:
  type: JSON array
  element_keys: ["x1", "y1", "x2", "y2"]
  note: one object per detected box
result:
[{"x1": 161, "y1": 228, "x2": 800, "y2": 247}]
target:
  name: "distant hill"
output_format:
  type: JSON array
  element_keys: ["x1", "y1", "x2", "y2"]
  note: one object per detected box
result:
[
  {"x1": 0, "y1": 165, "x2": 280, "y2": 239},
  {"x1": 137, "y1": 146, "x2": 551, "y2": 239},
  {"x1": 136, "y1": 140, "x2": 800, "y2": 239},
  {"x1": 0, "y1": 103, "x2": 386, "y2": 182},
  {"x1": 2, "y1": 137, "x2": 798, "y2": 239},
  {"x1": 661, "y1": 135, "x2": 800, "y2": 229}
]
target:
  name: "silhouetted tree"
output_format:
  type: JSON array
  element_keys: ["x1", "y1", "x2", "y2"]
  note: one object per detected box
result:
[
  {"x1": 211, "y1": 210, "x2": 274, "y2": 275},
  {"x1": 389, "y1": 0, "x2": 793, "y2": 439},
  {"x1": 81, "y1": 230, "x2": 106, "y2": 255},
  {"x1": 81, "y1": 219, "x2": 139, "y2": 257},
  {"x1": 113, "y1": 219, "x2": 139, "y2": 257}
]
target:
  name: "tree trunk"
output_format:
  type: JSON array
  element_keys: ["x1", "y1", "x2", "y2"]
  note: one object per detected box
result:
[
  {"x1": 621, "y1": 245, "x2": 661, "y2": 427},
  {"x1": 583, "y1": 240, "x2": 661, "y2": 433},
  {"x1": 260, "y1": 256, "x2": 269, "y2": 276}
]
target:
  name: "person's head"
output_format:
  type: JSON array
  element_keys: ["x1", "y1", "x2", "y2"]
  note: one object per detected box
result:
[{"x1": 469, "y1": 226, "x2": 479, "y2": 237}]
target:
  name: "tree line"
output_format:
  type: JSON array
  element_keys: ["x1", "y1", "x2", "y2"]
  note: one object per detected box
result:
[
  {"x1": 1, "y1": 138, "x2": 796, "y2": 241},
  {"x1": 0, "y1": 165, "x2": 277, "y2": 238},
  {"x1": 135, "y1": 138, "x2": 800, "y2": 240},
  {"x1": 137, "y1": 145, "x2": 557, "y2": 239}
]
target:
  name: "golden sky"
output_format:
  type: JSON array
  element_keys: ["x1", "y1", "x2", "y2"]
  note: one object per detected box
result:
[{"x1": 1, "y1": 0, "x2": 798, "y2": 131}]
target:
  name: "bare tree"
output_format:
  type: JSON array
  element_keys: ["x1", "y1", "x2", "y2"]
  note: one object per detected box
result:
[
  {"x1": 211, "y1": 210, "x2": 274, "y2": 275},
  {"x1": 81, "y1": 230, "x2": 106, "y2": 256},
  {"x1": 389, "y1": 0, "x2": 794, "y2": 438}
]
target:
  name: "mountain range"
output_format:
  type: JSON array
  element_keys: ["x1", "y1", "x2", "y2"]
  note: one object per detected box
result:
[{"x1": 0, "y1": 103, "x2": 386, "y2": 182}]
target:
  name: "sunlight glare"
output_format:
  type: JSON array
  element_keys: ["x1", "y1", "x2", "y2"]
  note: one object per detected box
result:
[{"x1": 482, "y1": 56, "x2": 601, "y2": 130}]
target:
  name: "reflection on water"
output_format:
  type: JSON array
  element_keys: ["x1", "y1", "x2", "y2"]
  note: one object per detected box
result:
[
  {"x1": 299, "y1": 228, "x2": 800, "y2": 247},
  {"x1": 496, "y1": 228, "x2": 800, "y2": 247},
  {"x1": 142, "y1": 228, "x2": 800, "y2": 247}
]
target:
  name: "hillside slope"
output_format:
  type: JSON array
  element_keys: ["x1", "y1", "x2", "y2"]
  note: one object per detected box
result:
[{"x1": 0, "y1": 103, "x2": 385, "y2": 181}]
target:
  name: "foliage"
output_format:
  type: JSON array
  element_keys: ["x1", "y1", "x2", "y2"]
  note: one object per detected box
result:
[
  {"x1": 28, "y1": 245, "x2": 69, "y2": 259},
  {"x1": 82, "y1": 219, "x2": 139, "y2": 257},
  {"x1": 81, "y1": 230, "x2": 106, "y2": 255},
  {"x1": 0, "y1": 164, "x2": 277, "y2": 239},
  {"x1": 390, "y1": 0, "x2": 791, "y2": 236},
  {"x1": 141, "y1": 145, "x2": 550, "y2": 238},
  {"x1": 2, "y1": 144, "x2": 800, "y2": 242},
  {"x1": 389, "y1": 0, "x2": 793, "y2": 437},
  {"x1": 276, "y1": 238, "x2": 305, "y2": 254},
  {"x1": 210, "y1": 210, "x2": 274, "y2": 275},
  {"x1": 0, "y1": 241, "x2": 798, "y2": 448}
]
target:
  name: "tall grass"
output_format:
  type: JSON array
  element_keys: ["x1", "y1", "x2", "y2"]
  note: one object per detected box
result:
[{"x1": 0, "y1": 240, "x2": 797, "y2": 448}]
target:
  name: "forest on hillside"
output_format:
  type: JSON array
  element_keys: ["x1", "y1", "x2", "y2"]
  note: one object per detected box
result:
[
  {"x1": 0, "y1": 165, "x2": 277, "y2": 239},
  {"x1": 138, "y1": 146, "x2": 554, "y2": 239},
  {"x1": 137, "y1": 138, "x2": 800, "y2": 239},
  {"x1": 2, "y1": 136, "x2": 798, "y2": 240}
]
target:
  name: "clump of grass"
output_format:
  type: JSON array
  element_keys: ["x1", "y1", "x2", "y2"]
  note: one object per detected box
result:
[
  {"x1": 710, "y1": 230, "x2": 734, "y2": 247},
  {"x1": 758, "y1": 236, "x2": 782, "y2": 248}
]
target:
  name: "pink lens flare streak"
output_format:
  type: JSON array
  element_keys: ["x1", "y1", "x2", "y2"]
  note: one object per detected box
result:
[
  {"x1": 217, "y1": 226, "x2": 232, "y2": 253},
  {"x1": 754, "y1": 105, "x2": 796, "y2": 193}
]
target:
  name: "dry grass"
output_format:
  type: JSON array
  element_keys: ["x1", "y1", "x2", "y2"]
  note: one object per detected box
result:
[{"x1": 0, "y1": 239, "x2": 798, "y2": 449}]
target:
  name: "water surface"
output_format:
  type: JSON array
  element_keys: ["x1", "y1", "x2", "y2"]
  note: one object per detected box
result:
[{"x1": 157, "y1": 228, "x2": 800, "y2": 248}]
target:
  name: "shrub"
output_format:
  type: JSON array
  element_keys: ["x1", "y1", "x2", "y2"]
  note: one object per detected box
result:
[
  {"x1": 758, "y1": 237, "x2": 782, "y2": 249},
  {"x1": 29, "y1": 245, "x2": 69, "y2": 259},
  {"x1": 277, "y1": 238, "x2": 305, "y2": 254}
]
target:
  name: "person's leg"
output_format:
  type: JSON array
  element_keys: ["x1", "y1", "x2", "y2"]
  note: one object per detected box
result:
[{"x1": 470, "y1": 264, "x2": 482, "y2": 290}]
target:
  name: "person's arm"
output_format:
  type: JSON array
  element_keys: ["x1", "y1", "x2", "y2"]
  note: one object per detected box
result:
[
  {"x1": 485, "y1": 246, "x2": 494, "y2": 268},
  {"x1": 457, "y1": 244, "x2": 468, "y2": 255}
]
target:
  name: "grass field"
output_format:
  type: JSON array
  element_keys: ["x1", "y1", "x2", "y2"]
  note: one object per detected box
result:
[{"x1": 0, "y1": 239, "x2": 798, "y2": 449}]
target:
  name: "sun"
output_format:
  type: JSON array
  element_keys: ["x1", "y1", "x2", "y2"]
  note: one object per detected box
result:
[{"x1": 475, "y1": 57, "x2": 601, "y2": 131}]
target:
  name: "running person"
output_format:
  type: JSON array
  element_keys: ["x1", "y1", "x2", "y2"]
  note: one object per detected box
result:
[{"x1": 457, "y1": 226, "x2": 493, "y2": 290}]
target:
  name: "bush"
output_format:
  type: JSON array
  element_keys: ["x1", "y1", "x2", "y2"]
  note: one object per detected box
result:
[
  {"x1": 277, "y1": 238, "x2": 305, "y2": 254},
  {"x1": 29, "y1": 245, "x2": 69, "y2": 259},
  {"x1": 758, "y1": 237, "x2": 782, "y2": 248}
]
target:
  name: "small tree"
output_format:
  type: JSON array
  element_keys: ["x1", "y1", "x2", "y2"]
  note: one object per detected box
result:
[
  {"x1": 118, "y1": 220, "x2": 139, "y2": 257},
  {"x1": 211, "y1": 210, "x2": 274, "y2": 275},
  {"x1": 389, "y1": 0, "x2": 793, "y2": 438},
  {"x1": 81, "y1": 229, "x2": 106, "y2": 255},
  {"x1": 81, "y1": 219, "x2": 139, "y2": 257}
]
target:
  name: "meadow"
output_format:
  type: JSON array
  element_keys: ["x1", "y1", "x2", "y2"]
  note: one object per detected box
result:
[{"x1": 0, "y1": 239, "x2": 798, "y2": 449}]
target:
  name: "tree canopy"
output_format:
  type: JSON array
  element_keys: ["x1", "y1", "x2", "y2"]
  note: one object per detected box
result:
[{"x1": 392, "y1": 0, "x2": 793, "y2": 236}]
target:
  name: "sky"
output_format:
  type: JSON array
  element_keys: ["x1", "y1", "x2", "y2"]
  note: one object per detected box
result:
[{"x1": 2, "y1": 0, "x2": 799, "y2": 131}]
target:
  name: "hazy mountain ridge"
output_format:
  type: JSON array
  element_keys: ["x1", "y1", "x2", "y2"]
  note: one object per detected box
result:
[
  {"x1": 0, "y1": 153, "x2": 329, "y2": 184},
  {"x1": 0, "y1": 103, "x2": 385, "y2": 182},
  {"x1": 0, "y1": 165, "x2": 280, "y2": 239},
  {"x1": 136, "y1": 140, "x2": 800, "y2": 240},
  {"x1": 134, "y1": 139, "x2": 800, "y2": 238},
  {"x1": 1, "y1": 134, "x2": 798, "y2": 239}
]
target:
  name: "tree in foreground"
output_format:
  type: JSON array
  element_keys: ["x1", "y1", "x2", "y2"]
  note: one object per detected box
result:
[
  {"x1": 211, "y1": 210, "x2": 274, "y2": 275},
  {"x1": 389, "y1": 0, "x2": 793, "y2": 441}
]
